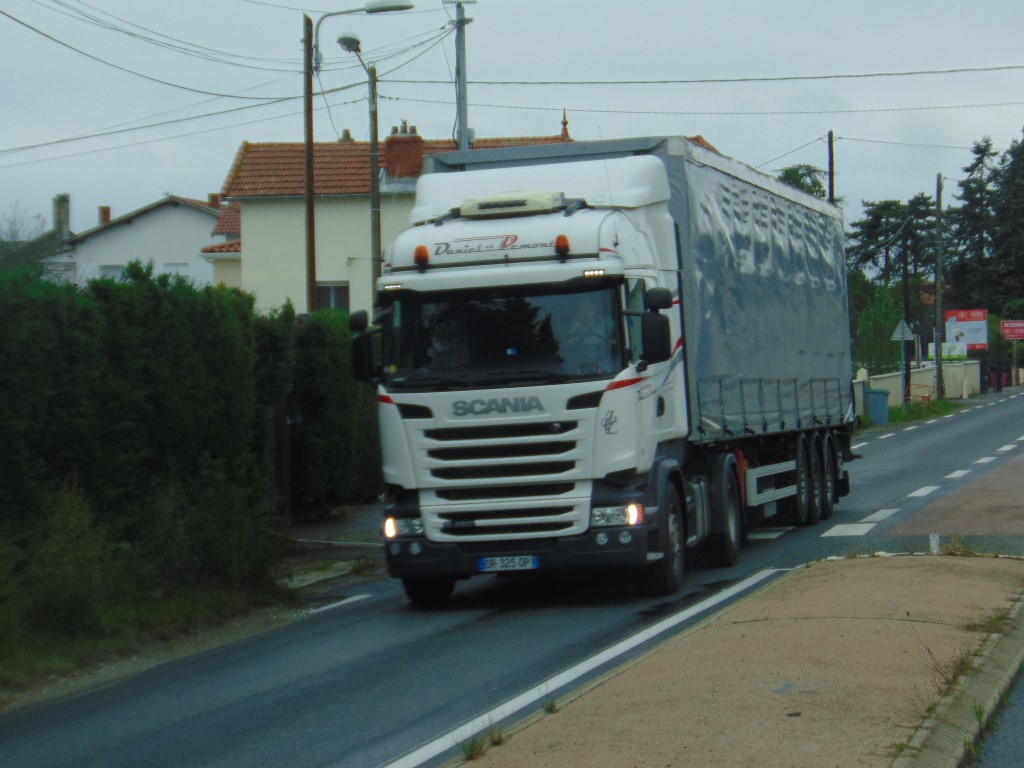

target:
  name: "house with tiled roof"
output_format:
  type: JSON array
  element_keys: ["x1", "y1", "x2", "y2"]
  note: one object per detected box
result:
[
  {"x1": 38, "y1": 193, "x2": 230, "y2": 286},
  {"x1": 218, "y1": 118, "x2": 573, "y2": 314}
]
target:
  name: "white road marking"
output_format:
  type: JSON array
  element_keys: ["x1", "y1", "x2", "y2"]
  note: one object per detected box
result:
[
  {"x1": 975, "y1": 406, "x2": 986, "y2": 410},
  {"x1": 908, "y1": 486, "x2": 940, "y2": 498},
  {"x1": 860, "y1": 508, "x2": 900, "y2": 523},
  {"x1": 311, "y1": 594, "x2": 370, "y2": 613},
  {"x1": 851, "y1": 442, "x2": 868, "y2": 450},
  {"x1": 748, "y1": 528, "x2": 794, "y2": 540},
  {"x1": 1018, "y1": 435, "x2": 1024, "y2": 442},
  {"x1": 377, "y1": 569, "x2": 780, "y2": 768},
  {"x1": 944, "y1": 414, "x2": 957, "y2": 418},
  {"x1": 879, "y1": 433, "x2": 895, "y2": 440},
  {"x1": 822, "y1": 523, "x2": 875, "y2": 537},
  {"x1": 926, "y1": 419, "x2": 938, "y2": 425},
  {"x1": 975, "y1": 456, "x2": 997, "y2": 464},
  {"x1": 945, "y1": 470, "x2": 971, "y2": 479},
  {"x1": 998, "y1": 444, "x2": 1018, "y2": 452},
  {"x1": 904, "y1": 426, "x2": 919, "y2": 432}
]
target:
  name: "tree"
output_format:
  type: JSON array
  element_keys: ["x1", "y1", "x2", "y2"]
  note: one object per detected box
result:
[
  {"x1": 846, "y1": 200, "x2": 905, "y2": 282},
  {"x1": 991, "y1": 130, "x2": 1024, "y2": 311},
  {"x1": 852, "y1": 285, "x2": 902, "y2": 375},
  {"x1": 946, "y1": 137, "x2": 999, "y2": 309},
  {"x1": 776, "y1": 164, "x2": 827, "y2": 199},
  {"x1": 0, "y1": 202, "x2": 46, "y2": 271}
]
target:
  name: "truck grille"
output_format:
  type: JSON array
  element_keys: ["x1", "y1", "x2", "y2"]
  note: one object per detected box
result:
[{"x1": 413, "y1": 418, "x2": 591, "y2": 541}]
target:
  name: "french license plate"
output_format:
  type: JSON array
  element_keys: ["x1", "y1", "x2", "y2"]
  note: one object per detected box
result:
[{"x1": 478, "y1": 555, "x2": 539, "y2": 573}]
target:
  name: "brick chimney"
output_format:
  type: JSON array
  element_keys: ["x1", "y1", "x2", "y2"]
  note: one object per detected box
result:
[
  {"x1": 207, "y1": 193, "x2": 221, "y2": 209},
  {"x1": 53, "y1": 194, "x2": 70, "y2": 241},
  {"x1": 99, "y1": 205, "x2": 111, "y2": 225},
  {"x1": 383, "y1": 120, "x2": 424, "y2": 179}
]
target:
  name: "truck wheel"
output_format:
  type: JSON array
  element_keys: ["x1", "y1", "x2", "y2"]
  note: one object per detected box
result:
[
  {"x1": 820, "y1": 433, "x2": 837, "y2": 520},
  {"x1": 645, "y1": 484, "x2": 684, "y2": 596},
  {"x1": 804, "y1": 435, "x2": 824, "y2": 526},
  {"x1": 709, "y1": 458, "x2": 743, "y2": 567},
  {"x1": 781, "y1": 435, "x2": 811, "y2": 526},
  {"x1": 402, "y1": 577, "x2": 455, "y2": 607}
]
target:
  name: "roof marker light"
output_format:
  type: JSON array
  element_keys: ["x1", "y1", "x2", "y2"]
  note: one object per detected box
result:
[
  {"x1": 414, "y1": 245, "x2": 429, "y2": 272},
  {"x1": 554, "y1": 234, "x2": 570, "y2": 262},
  {"x1": 583, "y1": 269, "x2": 605, "y2": 278}
]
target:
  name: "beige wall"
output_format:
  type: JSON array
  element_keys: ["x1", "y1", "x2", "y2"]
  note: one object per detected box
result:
[
  {"x1": 862, "y1": 361, "x2": 983, "y2": 412},
  {"x1": 211, "y1": 258, "x2": 241, "y2": 288},
  {"x1": 240, "y1": 195, "x2": 414, "y2": 315}
]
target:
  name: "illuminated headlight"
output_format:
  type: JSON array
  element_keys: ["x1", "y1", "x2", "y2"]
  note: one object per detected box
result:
[
  {"x1": 590, "y1": 504, "x2": 645, "y2": 527},
  {"x1": 384, "y1": 516, "x2": 424, "y2": 538}
]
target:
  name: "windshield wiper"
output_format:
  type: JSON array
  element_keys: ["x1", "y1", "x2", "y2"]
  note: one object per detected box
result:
[{"x1": 389, "y1": 372, "x2": 468, "y2": 390}]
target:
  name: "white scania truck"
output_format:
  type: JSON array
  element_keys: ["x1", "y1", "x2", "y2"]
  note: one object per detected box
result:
[{"x1": 350, "y1": 136, "x2": 854, "y2": 605}]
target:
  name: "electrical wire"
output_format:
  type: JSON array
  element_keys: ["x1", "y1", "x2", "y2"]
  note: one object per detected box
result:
[
  {"x1": 755, "y1": 137, "x2": 826, "y2": 169},
  {"x1": 386, "y1": 63, "x2": 1024, "y2": 87},
  {"x1": 380, "y1": 94, "x2": 1024, "y2": 118}
]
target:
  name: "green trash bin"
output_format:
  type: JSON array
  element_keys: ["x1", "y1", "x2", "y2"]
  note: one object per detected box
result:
[{"x1": 865, "y1": 388, "x2": 889, "y2": 426}]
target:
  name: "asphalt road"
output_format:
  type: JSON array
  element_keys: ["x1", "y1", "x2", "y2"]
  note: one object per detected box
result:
[{"x1": 2, "y1": 390, "x2": 1022, "y2": 768}]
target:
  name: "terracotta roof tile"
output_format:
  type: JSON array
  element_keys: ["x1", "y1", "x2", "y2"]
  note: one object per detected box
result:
[
  {"x1": 201, "y1": 239, "x2": 241, "y2": 254},
  {"x1": 213, "y1": 203, "x2": 240, "y2": 235},
  {"x1": 220, "y1": 135, "x2": 572, "y2": 199}
]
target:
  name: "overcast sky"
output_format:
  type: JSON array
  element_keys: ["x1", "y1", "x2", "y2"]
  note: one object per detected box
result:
[{"x1": 2, "y1": 0, "x2": 1023, "y2": 236}]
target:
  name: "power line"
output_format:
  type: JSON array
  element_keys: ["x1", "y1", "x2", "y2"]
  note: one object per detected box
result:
[
  {"x1": 381, "y1": 94, "x2": 1024, "y2": 118},
  {"x1": 386, "y1": 63, "x2": 1024, "y2": 87}
]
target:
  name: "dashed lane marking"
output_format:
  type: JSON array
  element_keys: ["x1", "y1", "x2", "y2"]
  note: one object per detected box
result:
[
  {"x1": 998, "y1": 444, "x2": 1018, "y2": 452},
  {"x1": 822, "y1": 523, "x2": 875, "y2": 537},
  {"x1": 747, "y1": 528, "x2": 793, "y2": 541},
  {"x1": 904, "y1": 426, "x2": 919, "y2": 431},
  {"x1": 860, "y1": 508, "x2": 900, "y2": 523},
  {"x1": 879, "y1": 433, "x2": 895, "y2": 440},
  {"x1": 908, "y1": 486, "x2": 940, "y2": 498},
  {"x1": 945, "y1": 469, "x2": 971, "y2": 479},
  {"x1": 975, "y1": 456, "x2": 997, "y2": 464},
  {"x1": 851, "y1": 442, "x2": 868, "y2": 450},
  {"x1": 311, "y1": 594, "x2": 370, "y2": 613}
]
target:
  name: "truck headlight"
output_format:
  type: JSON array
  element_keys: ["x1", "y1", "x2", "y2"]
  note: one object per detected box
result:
[
  {"x1": 384, "y1": 516, "x2": 424, "y2": 538},
  {"x1": 590, "y1": 503, "x2": 645, "y2": 527}
]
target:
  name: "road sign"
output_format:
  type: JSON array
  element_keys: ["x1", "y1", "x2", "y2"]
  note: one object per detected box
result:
[
  {"x1": 1000, "y1": 319, "x2": 1024, "y2": 341},
  {"x1": 891, "y1": 319, "x2": 915, "y2": 341}
]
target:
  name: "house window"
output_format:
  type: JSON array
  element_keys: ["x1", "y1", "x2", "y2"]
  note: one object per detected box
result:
[
  {"x1": 316, "y1": 284, "x2": 350, "y2": 312},
  {"x1": 99, "y1": 265, "x2": 123, "y2": 280}
]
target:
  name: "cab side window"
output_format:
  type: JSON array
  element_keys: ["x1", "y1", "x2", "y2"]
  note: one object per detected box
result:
[{"x1": 622, "y1": 278, "x2": 646, "y2": 364}]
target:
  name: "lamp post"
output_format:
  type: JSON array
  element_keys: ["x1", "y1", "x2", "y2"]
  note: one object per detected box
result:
[
  {"x1": 338, "y1": 33, "x2": 382, "y2": 304},
  {"x1": 302, "y1": 1, "x2": 412, "y2": 314}
]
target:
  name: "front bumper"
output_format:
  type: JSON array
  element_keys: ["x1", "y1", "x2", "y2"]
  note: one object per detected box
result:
[{"x1": 384, "y1": 525, "x2": 653, "y2": 579}]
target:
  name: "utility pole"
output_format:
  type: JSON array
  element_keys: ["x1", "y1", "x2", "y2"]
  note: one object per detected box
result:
[
  {"x1": 446, "y1": 0, "x2": 475, "y2": 150},
  {"x1": 902, "y1": 228, "x2": 911, "y2": 406},
  {"x1": 368, "y1": 62, "x2": 381, "y2": 298},
  {"x1": 827, "y1": 129, "x2": 835, "y2": 204},
  {"x1": 303, "y1": 14, "x2": 317, "y2": 314},
  {"x1": 934, "y1": 173, "x2": 945, "y2": 399}
]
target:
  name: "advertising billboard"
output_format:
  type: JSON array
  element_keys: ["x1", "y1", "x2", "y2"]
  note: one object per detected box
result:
[{"x1": 945, "y1": 309, "x2": 988, "y2": 351}]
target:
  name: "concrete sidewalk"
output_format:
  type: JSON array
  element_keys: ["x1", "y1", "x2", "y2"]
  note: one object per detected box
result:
[{"x1": 447, "y1": 454, "x2": 1024, "y2": 768}]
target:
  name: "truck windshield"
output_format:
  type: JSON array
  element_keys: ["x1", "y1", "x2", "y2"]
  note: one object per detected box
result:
[{"x1": 382, "y1": 285, "x2": 624, "y2": 389}]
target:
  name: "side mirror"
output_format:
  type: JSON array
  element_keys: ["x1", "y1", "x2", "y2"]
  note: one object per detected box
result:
[
  {"x1": 351, "y1": 332, "x2": 375, "y2": 382},
  {"x1": 349, "y1": 309, "x2": 369, "y2": 333},
  {"x1": 644, "y1": 287, "x2": 673, "y2": 311},
  {"x1": 641, "y1": 313, "x2": 672, "y2": 364}
]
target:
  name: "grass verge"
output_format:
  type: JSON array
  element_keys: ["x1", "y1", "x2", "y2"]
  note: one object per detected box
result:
[{"x1": 0, "y1": 584, "x2": 295, "y2": 708}]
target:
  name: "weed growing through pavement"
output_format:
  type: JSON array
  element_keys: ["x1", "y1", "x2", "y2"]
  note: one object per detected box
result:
[
  {"x1": 487, "y1": 725, "x2": 506, "y2": 746},
  {"x1": 461, "y1": 734, "x2": 488, "y2": 761},
  {"x1": 963, "y1": 608, "x2": 1011, "y2": 635},
  {"x1": 972, "y1": 702, "x2": 985, "y2": 726},
  {"x1": 543, "y1": 699, "x2": 559, "y2": 714}
]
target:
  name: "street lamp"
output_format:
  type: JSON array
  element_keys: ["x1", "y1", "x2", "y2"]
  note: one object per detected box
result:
[
  {"x1": 337, "y1": 33, "x2": 382, "y2": 304},
  {"x1": 303, "y1": 1, "x2": 413, "y2": 314}
]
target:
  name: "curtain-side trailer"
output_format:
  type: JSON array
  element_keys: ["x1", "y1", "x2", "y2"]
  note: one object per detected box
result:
[{"x1": 350, "y1": 136, "x2": 854, "y2": 606}]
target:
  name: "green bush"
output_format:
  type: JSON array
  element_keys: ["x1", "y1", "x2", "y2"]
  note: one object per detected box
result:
[{"x1": 290, "y1": 310, "x2": 382, "y2": 518}]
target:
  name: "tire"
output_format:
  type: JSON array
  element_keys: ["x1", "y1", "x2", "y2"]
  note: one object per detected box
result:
[
  {"x1": 804, "y1": 435, "x2": 823, "y2": 526},
  {"x1": 820, "y1": 433, "x2": 837, "y2": 520},
  {"x1": 709, "y1": 458, "x2": 743, "y2": 567},
  {"x1": 780, "y1": 435, "x2": 811, "y2": 526},
  {"x1": 644, "y1": 484, "x2": 684, "y2": 596},
  {"x1": 402, "y1": 577, "x2": 455, "y2": 607}
]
